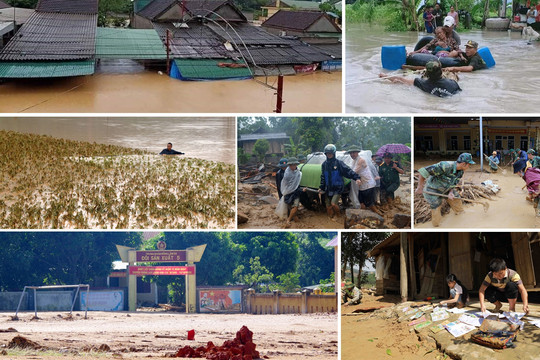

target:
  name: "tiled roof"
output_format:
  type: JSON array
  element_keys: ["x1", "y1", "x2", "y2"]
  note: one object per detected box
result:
[
  {"x1": 206, "y1": 22, "x2": 291, "y2": 46},
  {"x1": 0, "y1": 12, "x2": 97, "y2": 61},
  {"x1": 263, "y1": 10, "x2": 338, "y2": 31},
  {"x1": 0, "y1": 0, "x2": 10, "y2": 9},
  {"x1": 0, "y1": 60, "x2": 95, "y2": 78},
  {"x1": 95, "y1": 28, "x2": 167, "y2": 59},
  {"x1": 36, "y1": 0, "x2": 98, "y2": 14},
  {"x1": 137, "y1": 0, "x2": 176, "y2": 20},
  {"x1": 153, "y1": 21, "x2": 236, "y2": 58}
]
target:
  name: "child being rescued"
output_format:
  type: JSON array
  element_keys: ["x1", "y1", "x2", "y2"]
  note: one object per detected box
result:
[{"x1": 439, "y1": 274, "x2": 469, "y2": 308}]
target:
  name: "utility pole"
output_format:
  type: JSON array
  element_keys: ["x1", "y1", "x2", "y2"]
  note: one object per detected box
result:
[
  {"x1": 166, "y1": 29, "x2": 171, "y2": 75},
  {"x1": 275, "y1": 75, "x2": 284, "y2": 113}
]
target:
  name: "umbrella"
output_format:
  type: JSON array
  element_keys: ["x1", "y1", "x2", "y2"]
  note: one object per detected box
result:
[
  {"x1": 376, "y1": 143, "x2": 411, "y2": 156},
  {"x1": 326, "y1": 235, "x2": 338, "y2": 247}
]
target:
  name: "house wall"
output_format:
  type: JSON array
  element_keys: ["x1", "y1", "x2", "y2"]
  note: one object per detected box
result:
[
  {"x1": 160, "y1": 4, "x2": 185, "y2": 21},
  {"x1": 242, "y1": 139, "x2": 286, "y2": 155},
  {"x1": 132, "y1": 14, "x2": 154, "y2": 29},
  {"x1": 214, "y1": 5, "x2": 245, "y2": 21},
  {"x1": 307, "y1": 17, "x2": 339, "y2": 33}
]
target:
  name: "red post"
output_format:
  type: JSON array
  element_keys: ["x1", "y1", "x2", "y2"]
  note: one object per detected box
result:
[
  {"x1": 166, "y1": 29, "x2": 171, "y2": 75},
  {"x1": 275, "y1": 75, "x2": 284, "y2": 113}
]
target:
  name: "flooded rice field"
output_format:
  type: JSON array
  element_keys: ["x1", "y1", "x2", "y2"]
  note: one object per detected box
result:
[
  {"x1": 0, "y1": 130, "x2": 235, "y2": 229},
  {"x1": 0, "y1": 70, "x2": 341, "y2": 113},
  {"x1": 0, "y1": 117, "x2": 235, "y2": 164},
  {"x1": 414, "y1": 158, "x2": 536, "y2": 228},
  {"x1": 346, "y1": 24, "x2": 540, "y2": 113}
]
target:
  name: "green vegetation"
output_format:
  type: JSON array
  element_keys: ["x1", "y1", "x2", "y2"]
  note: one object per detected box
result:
[
  {"x1": 238, "y1": 116, "x2": 411, "y2": 163},
  {"x1": 0, "y1": 131, "x2": 235, "y2": 229},
  {"x1": 342, "y1": 232, "x2": 390, "y2": 286},
  {"x1": 346, "y1": 0, "x2": 511, "y2": 31},
  {"x1": 253, "y1": 138, "x2": 270, "y2": 162}
]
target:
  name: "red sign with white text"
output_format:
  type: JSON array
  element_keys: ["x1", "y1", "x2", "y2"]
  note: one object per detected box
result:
[
  {"x1": 136, "y1": 250, "x2": 186, "y2": 263},
  {"x1": 129, "y1": 266, "x2": 195, "y2": 276}
]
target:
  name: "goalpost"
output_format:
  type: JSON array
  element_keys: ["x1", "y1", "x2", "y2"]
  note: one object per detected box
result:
[{"x1": 14, "y1": 284, "x2": 90, "y2": 319}]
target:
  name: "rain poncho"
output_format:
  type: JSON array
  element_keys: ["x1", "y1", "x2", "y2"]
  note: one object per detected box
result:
[
  {"x1": 275, "y1": 167, "x2": 302, "y2": 218},
  {"x1": 350, "y1": 151, "x2": 377, "y2": 208}
]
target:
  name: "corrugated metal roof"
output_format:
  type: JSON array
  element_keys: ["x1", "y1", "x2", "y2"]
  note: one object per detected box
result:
[
  {"x1": 239, "y1": 133, "x2": 289, "y2": 141},
  {"x1": 0, "y1": 7, "x2": 35, "y2": 24},
  {"x1": 311, "y1": 43, "x2": 342, "y2": 58},
  {"x1": 206, "y1": 22, "x2": 291, "y2": 46},
  {"x1": 137, "y1": 0, "x2": 176, "y2": 20},
  {"x1": 0, "y1": 0, "x2": 9, "y2": 9},
  {"x1": 243, "y1": 42, "x2": 331, "y2": 65},
  {"x1": 172, "y1": 58, "x2": 251, "y2": 80},
  {"x1": 95, "y1": 27, "x2": 166, "y2": 59},
  {"x1": 36, "y1": 0, "x2": 98, "y2": 14},
  {"x1": 0, "y1": 60, "x2": 95, "y2": 78},
  {"x1": 0, "y1": 12, "x2": 97, "y2": 61},
  {"x1": 138, "y1": 0, "x2": 243, "y2": 21},
  {"x1": 263, "y1": 10, "x2": 339, "y2": 32},
  {"x1": 153, "y1": 22, "x2": 236, "y2": 58}
]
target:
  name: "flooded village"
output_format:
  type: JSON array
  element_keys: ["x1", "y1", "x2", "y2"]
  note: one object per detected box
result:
[{"x1": 0, "y1": 0, "x2": 342, "y2": 112}]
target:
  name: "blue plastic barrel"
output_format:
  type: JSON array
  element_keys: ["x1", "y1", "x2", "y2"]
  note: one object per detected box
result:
[
  {"x1": 477, "y1": 47, "x2": 495, "y2": 68},
  {"x1": 381, "y1": 45, "x2": 406, "y2": 70}
]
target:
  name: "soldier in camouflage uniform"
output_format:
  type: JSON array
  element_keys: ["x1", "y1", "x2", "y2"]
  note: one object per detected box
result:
[
  {"x1": 415, "y1": 153, "x2": 475, "y2": 227},
  {"x1": 527, "y1": 149, "x2": 540, "y2": 169},
  {"x1": 342, "y1": 283, "x2": 362, "y2": 306}
]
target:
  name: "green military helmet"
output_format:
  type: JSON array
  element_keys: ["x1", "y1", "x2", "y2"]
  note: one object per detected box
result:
[
  {"x1": 457, "y1": 153, "x2": 475, "y2": 164},
  {"x1": 324, "y1": 144, "x2": 337, "y2": 154},
  {"x1": 298, "y1": 154, "x2": 306, "y2": 161},
  {"x1": 278, "y1": 158, "x2": 288, "y2": 167},
  {"x1": 287, "y1": 157, "x2": 300, "y2": 165},
  {"x1": 346, "y1": 145, "x2": 362, "y2": 153},
  {"x1": 527, "y1": 149, "x2": 536, "y2": 155}
]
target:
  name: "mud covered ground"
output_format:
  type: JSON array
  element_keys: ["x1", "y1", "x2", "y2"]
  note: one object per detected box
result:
[
  {"x1": 342, "y1": 292, "x2": 540, "y2": 360},
  {"x1": 414, "y1": 156, "x2": 537, "y2": 228},
  {"x1": 238, "y1": 174, "x2": 411, "y2": 229},
  {"x1": 0, "y1": 311, "x2": 337, "y2": 359}
]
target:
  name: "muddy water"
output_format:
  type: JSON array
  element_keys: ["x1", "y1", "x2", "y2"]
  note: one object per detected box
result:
[
  {"x1": 415, "y1": 159, "x2": 536, "y2": 228},
  {"x1": 0, "y1": 71, "x2": 341, "y2": 113},
  {"x1": 0, "y1": 117, "x2": 235, "y2": 164},
  {"x1": 346, "y1": 24, "x2": 540, "y2": 113}
]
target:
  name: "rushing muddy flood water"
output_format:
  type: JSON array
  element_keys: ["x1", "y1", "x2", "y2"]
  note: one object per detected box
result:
[
  {"x1": 0, "y1": 71, "x2": 341, "y2": 113},
  {"x1": 415, "y1": 158, "x2": 537, "y2": 228},
  {"x1": 0, "y1": 117, "x2": 235, "y2": 164},
  {"x1": 346, "y1": 24, "x2": 540, "y2": 113}
]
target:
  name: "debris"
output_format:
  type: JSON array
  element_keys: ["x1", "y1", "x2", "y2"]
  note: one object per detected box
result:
[
  {"x1": 258, "y1": 196, "x2": 278, "y2": 205},
  {"x1": 251, "y1": 184, "x2": 271, "y2": 195},
  {"x1": 237, "y1": 212, "x2": 249, "y2": 224},
  {"x1": 98, "y1": 344, "x2": 111, "y2": 352},
  {"x1": 0, "y1": 328, "x2": 17, "y2": 333},
  {"x1": 8, "y1": 335, "x2": 41, "y2": 350},
  {"x1": 345, "y1": 209, "x2": 384, "y2": 229},
  {"x1": 351, "y1": 306, "x2": 391, "y2": 313},
  {"x1": 174, "y1": 326, "x2": 260, "y2": 359},
  {"x1": 391, "y1": 213, "x2": 410, "y2": 228}
]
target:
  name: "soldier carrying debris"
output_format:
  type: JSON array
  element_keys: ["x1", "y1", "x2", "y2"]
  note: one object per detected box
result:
[
  {"x1": 415, "y1": 153, "x2": 475, "y2": 227},
  {"x1": 342, "y1": 283, "x2": 362, "y2": 306}
]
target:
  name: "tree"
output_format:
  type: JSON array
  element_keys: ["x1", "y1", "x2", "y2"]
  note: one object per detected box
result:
[
  {"x1": 233, "y1": 257, "x2": 275, "y2": 293},
  {"x1": 0, "y1": 232, "x2": 142, "y2": 291},
  {"x1": 296, "y1": 233, "x2": 334, "y2": 286},
  {"x1": 293, "y1": 117, "x2": 338, "y2": 152},
  {"x1": 341, "y1": 232, "x2": 389, "y2": 287},
  {"x1": 252, "y1": 139, "x2": 270, "y2": 162},
  {"x1": 275, "y1": 272, "x2": 301, "y2": 293}
]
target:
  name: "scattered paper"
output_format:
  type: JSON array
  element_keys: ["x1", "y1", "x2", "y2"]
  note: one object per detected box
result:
[
  {"x1": 430, "y1": 309, "x2": 449, "y2": 322},
  {"x1": 410, "y1": 311, "x2": 424, "y2": 320},
  {"x1": 419, "y1": 305, "x2": 433, "y2": 312},
  {"x1": 446, "y1": 307, "x2": 467, "y2": 314},
  {"x1": 409, "y1": 315, "x2": 427, "y2": 326},
  {"x1": 414, "y1": 320, "x2": 432, "y2": 330},
  {"x1": 528, "y1": 318, "x2": 540, "y2": 329},
  {"x1": 503, "y1": 312, "x2": 525, "y2": 330},
  {"x1": 430, "y1": 323, "x2": 446, "y2": 334},
  {"x1": 444, "y1": 321, "x2": 477, "y2": 337},
  {"x1": 402, "y1": 306, "x2": 410, "y2": 313},
  {"x1": 458, "y1": 314, "x2": 483, "y2": 327}
]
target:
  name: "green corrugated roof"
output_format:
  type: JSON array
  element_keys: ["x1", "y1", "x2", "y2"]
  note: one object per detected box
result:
[
  {"x1": 0, "y1": 61, "x2": 95, "y2": 78},
  {"x1": 134, "y1": 0, "x2": 153, "y2": 13},
  {"x1": 173, "y1": 59, "x2": 252, "y2": 80},
  {"x1": 96, "y1": 27, "x2": 167, "y2": 60}
]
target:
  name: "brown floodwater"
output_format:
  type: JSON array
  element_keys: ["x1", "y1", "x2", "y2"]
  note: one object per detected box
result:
[
  {"x1": 346, "y1": 24, "x2": 540, "y2": 113},
  {"x1": 0, "y1": 71, "x2": 341, "y2": 113},
  {"x1": 0, "y1": 117, "x2": 235, "y2": 164},
  {"x1": 415, "y1": 158, "x2": 536, "y2": 229}
]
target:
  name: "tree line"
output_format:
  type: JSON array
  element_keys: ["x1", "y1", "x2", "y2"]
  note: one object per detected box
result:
[{"x1": 0, "y1": 232, "x2": 335, "y2": 304}]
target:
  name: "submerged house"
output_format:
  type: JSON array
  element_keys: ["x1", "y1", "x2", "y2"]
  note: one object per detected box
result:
[
  {"x1": 132, "y1": 0, "x2": 335, "y2": 79},
  {"x1": 0, "y1": 0, "x2": 97, "y2": 78},
  {"x1": 369, "y1": 232, "x2": 540, "y2": 300}
]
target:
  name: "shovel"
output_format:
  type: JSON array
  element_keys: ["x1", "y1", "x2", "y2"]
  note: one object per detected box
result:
[
  {"x1": 423, "y1": 190, "x2": 490, "y2": 212},
  {"x1": 483, "y1": 154, "x2": 507, "y2": 175}
]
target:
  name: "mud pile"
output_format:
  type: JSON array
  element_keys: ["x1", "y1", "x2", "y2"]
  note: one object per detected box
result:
[{"x1": 175, "y1": 326, "x2": 261, "y2": 359}]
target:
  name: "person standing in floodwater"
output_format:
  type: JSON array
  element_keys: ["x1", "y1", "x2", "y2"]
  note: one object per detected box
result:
[
  {"x1": 415, "y1": 153, "x2": 475, "y2": 227},
  {"x1": 159, "y1": 142, "x2": 185, "y2": 155},
  {"x1": 424, "y1": 5, "x2": 435, "y2": 33}
]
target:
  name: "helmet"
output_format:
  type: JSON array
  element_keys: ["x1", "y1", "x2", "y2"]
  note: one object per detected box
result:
[
  {"x1": 323, "y1": 144, "x2": 336, "y2": 154},
  {"x1": 278, "y1": 158, "x2": 288, "y2": 167}
]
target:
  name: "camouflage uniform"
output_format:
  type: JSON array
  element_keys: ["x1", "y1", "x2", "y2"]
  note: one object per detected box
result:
[
  {"x1": 342, "y1": 286, "x2": 362, "y2": 305},
  {"x1": 418, "y1": 161, "x2": 464, "y2": 209}
]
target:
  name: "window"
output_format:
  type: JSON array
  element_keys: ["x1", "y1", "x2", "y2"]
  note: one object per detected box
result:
[
  {"x1": 450, "y1": 136, "x2": 458, "y2": 150},
  {"x1": 495, "y1": 136, "x2": 502, "y2": 150},
  {"x1": 521, "y1": 136, "x2": 528, "y2": 150},
  {"x1": 137, "y1": 278, "x2": 151, "y2": 294},
  {"x1": 508, "y1": 136, "x2": 514, "y2": 149},
  {"x1": 464, "y1": 136, "x2": 471, "y2": 150}
]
